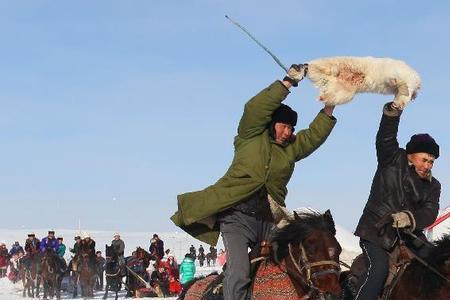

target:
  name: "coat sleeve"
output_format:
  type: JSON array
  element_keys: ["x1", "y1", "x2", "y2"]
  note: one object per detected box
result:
[
  {"x1": 291, "y1": 110, "x2": 336, "y2": 161},
  {"x1": 120, "y1": 240, "x2": 125, "y2": 255},
  {"x1": 237, "y1": 81, "x2": 290, "y2": 139},
  {"x1": 39, "y1": 239, "x2": 46, "y2": 252},
  {"x1": 376, "y1": 103, "x2": 402, "y2": 167},
  {"x1": 411, "y1": 180, "x2": 441, "y2": 231}
]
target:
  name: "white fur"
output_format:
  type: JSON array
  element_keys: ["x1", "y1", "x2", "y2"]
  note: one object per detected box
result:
[{"x1": 307, "y1": 56, "x2": 421, "y2": 109}]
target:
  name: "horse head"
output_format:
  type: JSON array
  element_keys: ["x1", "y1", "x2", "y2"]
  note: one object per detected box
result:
[
  {"x1": 105, "y1": 244, "x2": 117, "y2": 260},
  {"x1": 270, "y1": 209, "x2": 342, "y2": 300}
]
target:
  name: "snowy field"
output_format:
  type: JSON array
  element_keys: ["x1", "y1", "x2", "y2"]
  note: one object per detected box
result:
[{"x1": 0, "y1": 226, "x2": 360, "y2": 299}]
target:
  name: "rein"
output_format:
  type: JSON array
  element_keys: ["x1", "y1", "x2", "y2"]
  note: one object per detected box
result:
[{"x1": 395, "y1": 226, "x2": 450, "y2": 286}]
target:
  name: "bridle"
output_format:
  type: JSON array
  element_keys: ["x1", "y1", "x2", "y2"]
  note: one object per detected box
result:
[
  {"x1": 288, "y1": 242, "x2": 341, "y2": 299},
  {"x1": 105, "y1": 255, "x2": 121, "y2": 277}
]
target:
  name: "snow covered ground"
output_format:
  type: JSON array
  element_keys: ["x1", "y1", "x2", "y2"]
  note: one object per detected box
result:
[{"x1": 0, "y1": 226, "x2": 360, "y2": 299}]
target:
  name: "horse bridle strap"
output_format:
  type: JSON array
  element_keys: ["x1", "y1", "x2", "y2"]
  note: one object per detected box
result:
[{"x1": 288, "y1": 243, "x2": 341, "y2": 295}]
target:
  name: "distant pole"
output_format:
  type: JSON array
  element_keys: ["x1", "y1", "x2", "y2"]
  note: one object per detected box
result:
[{"x1": 78, "y1": 218, "x2": 81, "y2": 233}]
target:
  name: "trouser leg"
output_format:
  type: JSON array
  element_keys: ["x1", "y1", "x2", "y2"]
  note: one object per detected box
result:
[
  {"x1": 219, "y1": 210, "x2": 274, "y2": 300},
  {"x1": 221, "y1": 229, "x2": 251, "y2": 300},
  {"x1": 355, "y1": 239, "x2": 389, "y2": 300}
]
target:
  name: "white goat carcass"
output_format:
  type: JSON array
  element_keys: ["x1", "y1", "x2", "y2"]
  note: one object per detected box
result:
[{"x1": 307, "y1": 56, "x2": 421, "y2": 109}]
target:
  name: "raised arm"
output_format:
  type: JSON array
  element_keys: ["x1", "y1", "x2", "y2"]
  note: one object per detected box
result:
[
  {"x1": 291, "y1": 107, "x2": 336, "y2": 161},
  {"x1": 237, "y1": 64, "x2": 308, "y2": 139},
  {"x1": 376, "y1": 102, "x2": 403, "y2": 167}
]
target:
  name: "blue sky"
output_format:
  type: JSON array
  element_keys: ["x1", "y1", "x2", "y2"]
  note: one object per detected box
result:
[{"x1": 1, "y1": 1, "x2": 449, "y2": 234}]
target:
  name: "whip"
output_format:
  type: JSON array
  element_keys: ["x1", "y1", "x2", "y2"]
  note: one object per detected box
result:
[{"x1": 225, "y1": 15, "x2": 288, "y2": 72}]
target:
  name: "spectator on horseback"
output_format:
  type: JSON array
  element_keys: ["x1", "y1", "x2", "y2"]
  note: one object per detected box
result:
[
  {"x1": 354, "y1": 101, "x2": 441, "y2": 300},
  {"x1": 149, "y1": 234, "x2": 164, "y2": 260},
  {"x1": 172, "y1": 64, "x2": 337, "y2": 300},
  {"x1": 24, "y1": 232, "x2": 40, "y2": 256},
  {"x1": 95, "y1": 250, "x2": 106, "y2": 291},
  {"x1": 197, "y1": 245, "x2": 206, "y2": 267},
  {"x1": 179, "y1": 253, "x2": 195, "y2": 288},
  {"x1": 40, "y1": 230, "x2": 59, "y2": 252},
  {"x1": 70, "y1": 234, "x2": 82, "y2": 256},
  {"x1": 9, "y1": 241, "x2": 24, "y2": 256},
  {"x1": 111, "y1": 232, "x2": 125, "y2": 267},
  {"x1": 80, "y1": 233, "x2": 96, "y2": 267},
  {"x1": 56, "y1": 237, "x2": 66, "y2": 257},
  {"x1": 189, "y1": 245, "x2": 196, "y2": 262},
  {"x1": 0, "y1": 242, "x2": 10, "y2": 278}
]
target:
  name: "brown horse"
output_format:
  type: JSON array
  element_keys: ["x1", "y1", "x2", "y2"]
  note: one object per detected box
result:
[
  {"x1": 181, "y1": 210, "x2": 343, "y2": 300},
  {"x1": 341, "y1": 235, "x2": 450, "y2": 300},
  {"x1": 39, "y1": 248, "x2": 64, "y2": 299},
  {"x1": 135, "y1": 246, "x2": 159, "y2": 268},
  {"x1": 76, "y1": 250, "x2": 97, "y2": 299},
  {"x1": 19, "y1": 253, "x2": 40, "y2": 298}
]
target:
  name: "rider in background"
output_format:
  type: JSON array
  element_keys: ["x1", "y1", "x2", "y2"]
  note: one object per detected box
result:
[
  {"x1": 80, "y1": 233, "x2": 96, "y2": 267},
  {"x1": 9, "y1": 241, "x2": 24, "y2": 256},
  {"x1": 111, "y1": 233, "x2": 125, "y2": 267},
  {"x1": 24, "y1": 232, "x2": 40, "y2": 269},
  {"x1": 149, "y1": 234, "x2": 164, "y2": 260},
  {"x1": 354, "y1": 101, "x2": 441, "y2": 300},
  {"x1": 40, "y1": 230, "x2": 59, "y2": 252},
  {"x1": 56, "y1": 237, "x2": 66, "y2": 257}
]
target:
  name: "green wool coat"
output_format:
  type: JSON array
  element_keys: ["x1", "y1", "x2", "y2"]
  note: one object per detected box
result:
[{"x1": 171, "y1": 81, "x2": 336, "y2": 245}]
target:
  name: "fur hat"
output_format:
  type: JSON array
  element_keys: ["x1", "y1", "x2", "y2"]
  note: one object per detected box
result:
[
  {"x1": 406, "y1": 134, "x2": 439, "y2": 159},
  {"x1": 272, "y1": 104, "x2": 297, "y2": 127}
]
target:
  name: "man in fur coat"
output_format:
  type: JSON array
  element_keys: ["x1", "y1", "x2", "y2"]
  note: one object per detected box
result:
[
  {"x1": 354, "y1": 102, "x2": 441, "y2": 300},
  {"x1": 172, "y1": 64, "x2": 337, "y2": 300}
]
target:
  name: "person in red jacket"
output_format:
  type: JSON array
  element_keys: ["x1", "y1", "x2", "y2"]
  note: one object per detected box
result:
[{"x1": 0, "y1": 242, "x2": 10, "y2": 278}]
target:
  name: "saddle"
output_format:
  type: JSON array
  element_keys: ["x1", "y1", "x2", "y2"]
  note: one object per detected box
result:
[
  {"x1": 346, "y1": 244, "x2": 412, "y2": 300},
  {"x1": 184, "y1": 241, "x2": 272, "y2": 300}
]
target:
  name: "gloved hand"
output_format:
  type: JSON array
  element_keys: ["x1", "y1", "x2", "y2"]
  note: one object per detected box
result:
[
  {"x1": 391, "y1": 211, "x2": 412, "y2": 228},
  {"x1": 283, "y1": 63, "x2": 308, "y2": 87}
]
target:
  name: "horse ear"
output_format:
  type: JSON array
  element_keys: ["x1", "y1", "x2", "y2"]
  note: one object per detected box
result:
[
  {"x1": 293, "y1": 211, "x2": 300, "y2": 220},
  {"x1": 324, "y1": 209, "x2": 336, "y2": 235}
]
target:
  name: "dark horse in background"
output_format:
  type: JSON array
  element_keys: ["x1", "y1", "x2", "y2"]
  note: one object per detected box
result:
[
  {"x1": 19, "y1": 252, "x2": 41, "y2": 298},
  {"x1": 181, "y1": 210, "x2": 343, "y2": 300},
  {"x1": 103, "y1": 245, "x2": 123, "y2": 300},
  {"x1": 341, "y1": 234, "x2": 450, "y2": 300},
  {"x1": 39, "y1": 248, "x2": 64, "y2": 300}
]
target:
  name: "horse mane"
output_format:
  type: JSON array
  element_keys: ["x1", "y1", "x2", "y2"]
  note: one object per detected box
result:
[
  {"x1": 270, "y1": 210, "x2": 336, "y2": 261},
  {"x1": 408, "y1": 234, "x2": 450, "y2": 297}
]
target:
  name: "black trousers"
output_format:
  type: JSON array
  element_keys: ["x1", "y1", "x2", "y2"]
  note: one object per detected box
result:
[
  {"x1": 96, "y1": 271, "x2": 104, "y2": 289},
  {"x1": 355, "y1": 239, "x2": 389, "y2": 300}
]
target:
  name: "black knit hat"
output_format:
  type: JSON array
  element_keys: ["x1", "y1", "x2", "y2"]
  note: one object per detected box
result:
[
  {"x1": 406, "y1": 134, "x2": 440, "y2": 159},
  {"x1": 272, "y1": 104, "x2": 297, "y2": 127}
]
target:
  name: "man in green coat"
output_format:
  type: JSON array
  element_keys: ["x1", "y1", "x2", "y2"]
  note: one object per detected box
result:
[{"x1": 172, "y1": 64, "x2": 337, "y2": 299}]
